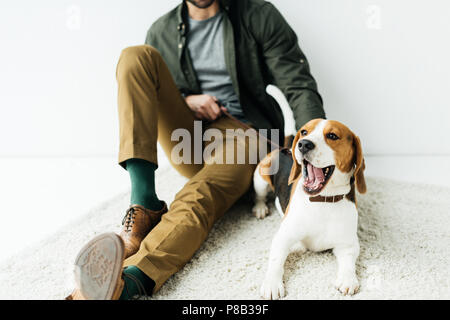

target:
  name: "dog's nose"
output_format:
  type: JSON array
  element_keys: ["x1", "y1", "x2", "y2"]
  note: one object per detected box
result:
[{"x1": 298, "y1": 139, "x2": 315, "y2": 154}]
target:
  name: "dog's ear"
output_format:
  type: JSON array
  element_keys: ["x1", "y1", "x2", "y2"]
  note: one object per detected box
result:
[
  {"x1": 288, "y1": 131, "x2": 302, "y2": 185},
  {"x1": 353, "y1": 134, "x2": 366, "y2": 194}
]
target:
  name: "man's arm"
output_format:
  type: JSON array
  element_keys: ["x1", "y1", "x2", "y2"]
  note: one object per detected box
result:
[
  {"x1": 145, "y1": 28, "x2": 157, "y2": 49},
  {"x1": 250, "y1": 3, "x2": 326, "y2": 129}
]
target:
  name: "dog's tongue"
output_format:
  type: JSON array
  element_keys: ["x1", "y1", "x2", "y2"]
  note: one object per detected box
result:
[{"x1": 305, "y1": 162, "x2": 325, "y2": 190}]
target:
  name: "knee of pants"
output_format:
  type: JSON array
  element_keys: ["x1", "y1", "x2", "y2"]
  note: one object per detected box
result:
[
  {"x1": 175, "y1": 164, "x2": 254, "y2": 222},
  {"x1": 117, "y1": 44, "x2": 161, "y2": 79},
  {"x1": 215, "y1": 163, "x2": 255, "y2": 195}
]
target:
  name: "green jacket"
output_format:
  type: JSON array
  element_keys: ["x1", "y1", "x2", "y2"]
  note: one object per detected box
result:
[{"x1": 146, "y1": 0, "x2": 326, "y2": 138}]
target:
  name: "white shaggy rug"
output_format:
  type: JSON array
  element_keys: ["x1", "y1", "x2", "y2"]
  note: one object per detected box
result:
[{"x1": 1, "y1": 166, "x2": 449, "y2": 300}]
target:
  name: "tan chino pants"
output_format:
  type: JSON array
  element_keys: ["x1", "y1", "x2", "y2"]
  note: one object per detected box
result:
[{"x1": 116, "y1": 45, "x2": 259, "y2": 293}]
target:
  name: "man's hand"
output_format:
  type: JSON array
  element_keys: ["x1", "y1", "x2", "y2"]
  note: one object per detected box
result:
[{"x1": 185, "y1": 94, "x2": 226, "y2": 121}]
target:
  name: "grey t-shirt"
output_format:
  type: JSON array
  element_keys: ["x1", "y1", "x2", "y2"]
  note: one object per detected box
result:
[{"x1": 187, "y1": 11, "x2": 246, "y2": 121}]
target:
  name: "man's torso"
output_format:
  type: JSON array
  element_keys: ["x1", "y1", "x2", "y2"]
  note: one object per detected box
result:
[{"x1": 187, "y1": 10, "x2": 245, "y2": 120}]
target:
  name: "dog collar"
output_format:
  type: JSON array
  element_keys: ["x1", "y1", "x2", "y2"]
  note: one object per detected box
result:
[
  {"x1": 309, "y1": 194, "x2": 346, "y2": 203},
  {"x1": 309, "y1": 178, "x2": 356, "y2": 203}
]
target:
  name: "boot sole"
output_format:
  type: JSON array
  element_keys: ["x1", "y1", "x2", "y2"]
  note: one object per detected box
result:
[{"x1": 74, "y1": 233, "x2": 125, "y2": 300}]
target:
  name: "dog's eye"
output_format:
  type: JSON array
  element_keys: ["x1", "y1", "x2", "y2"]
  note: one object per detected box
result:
[
  {"x1": 326, "y1": 133, "x2": 339, "y2": 140},
  {"x1": 301, "y1": 130, "x2": 308, "y2": 136}
]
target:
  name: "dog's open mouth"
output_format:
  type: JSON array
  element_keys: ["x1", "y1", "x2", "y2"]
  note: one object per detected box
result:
[{"x1": 302, "y1": 160, "x2": 335, "y2": 195}]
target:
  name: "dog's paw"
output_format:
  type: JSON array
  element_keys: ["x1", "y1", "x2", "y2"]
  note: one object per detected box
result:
[
  {"x1": 252, "y1": 202, "x2": 269, "y2": 219},
  {"x1": 335, "y1": 274, "x2": 359, "y2": 295},
  {"x1": 260, "y1": 277, "x2": 285, "y2": 300}
]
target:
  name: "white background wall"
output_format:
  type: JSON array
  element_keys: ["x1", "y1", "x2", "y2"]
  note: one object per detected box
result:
[{"x1": 1, "y1": 0, "x2": 450, "y2": 157}]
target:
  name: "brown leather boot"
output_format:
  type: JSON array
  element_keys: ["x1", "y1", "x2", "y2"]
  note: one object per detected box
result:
[
  {"x1": 119, "y1": 202, "x2": 168, "y2": 259},
  {"x1": 65, "y1": 289, "x2": 85, "y2": 300},
  {"x1": 66, "y1": 233, "x2": 125, "y2": 300}
]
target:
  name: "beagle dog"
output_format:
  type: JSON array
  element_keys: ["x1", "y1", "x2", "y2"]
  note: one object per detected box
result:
[{"x1": 252, "y1": 119, "x2": 366, "y2": 299}]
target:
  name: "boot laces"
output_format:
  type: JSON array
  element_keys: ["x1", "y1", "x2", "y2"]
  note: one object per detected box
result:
[{"x1": 122, "y1": 207, "x2": 137, "y2": 232}]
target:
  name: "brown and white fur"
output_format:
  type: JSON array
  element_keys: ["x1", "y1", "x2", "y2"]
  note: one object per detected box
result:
[{"x1": 252, "y1": 118, "x2": 366, "y2": 299}]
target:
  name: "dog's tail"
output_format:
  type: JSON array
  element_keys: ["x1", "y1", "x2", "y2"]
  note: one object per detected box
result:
[{"x1": 266, "y1": 85, "x2": 297, "y2": 148}]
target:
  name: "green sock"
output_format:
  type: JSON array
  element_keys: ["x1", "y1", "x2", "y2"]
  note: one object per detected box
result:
[
  {"x1": 119, "y1": 266, "x2": 155, "y2": 300},
  {"x1": 126, "y1": 158, "x2": 163, "y2": 211}
]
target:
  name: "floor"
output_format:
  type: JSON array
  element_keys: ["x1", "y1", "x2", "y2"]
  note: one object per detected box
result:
[{"x1": 0, "y1": 154, "x2": 449, "y2": 264}]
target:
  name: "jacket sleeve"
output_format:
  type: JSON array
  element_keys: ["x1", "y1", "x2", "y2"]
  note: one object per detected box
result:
[
  {"x1": 145, "y1": 27, "x2": 156, "y2": 46},
  {"x1": 250, "y1": 3, "x2": 326, "y2": 129}
]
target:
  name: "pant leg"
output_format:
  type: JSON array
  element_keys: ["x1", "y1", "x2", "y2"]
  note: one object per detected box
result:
[
  {"x1": 116, "y1": 44, "x2": 202, "y2": 178},
  {"x1": 123, "y1": 116, "x2": 259, "y2": 293}
]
